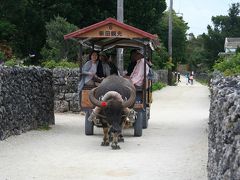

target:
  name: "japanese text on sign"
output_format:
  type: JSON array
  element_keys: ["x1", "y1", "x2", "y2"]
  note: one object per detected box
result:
[{"x1": 98, "y1": 31, "x2": 122, "y2": 37}]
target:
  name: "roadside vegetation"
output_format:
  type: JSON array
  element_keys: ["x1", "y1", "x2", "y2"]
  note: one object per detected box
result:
[
  {"x1": 214, "y1": 53, "x2": 240, "y2": 76},
  {"x1": 186, "y1": 3, "x2": 240, "y2": 76},
  {"x1": 37, "y1": 124, "x2": 52, "y2": 131},
  {"x1": 42, "y1": 59, "x2": 78, "y2": 69},
  {"x1": 152, "y1": 82, "x2": 166, "y2": 91}
]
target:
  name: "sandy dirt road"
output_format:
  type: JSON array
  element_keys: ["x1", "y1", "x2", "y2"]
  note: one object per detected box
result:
[{"x1": 0, "y1": 79, "x2": 210, "y2": 180}]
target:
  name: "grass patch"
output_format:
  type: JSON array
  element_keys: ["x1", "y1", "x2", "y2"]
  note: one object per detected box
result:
[
  {"x1": 196, "y1": 79, "x2": 209, "y2": 86},
  {"x1": 152, "y1": 81, "x2": 166, "y2": 91},
  {"x1": 37, "y1": 124, "x2": 52, "y2": 131}
]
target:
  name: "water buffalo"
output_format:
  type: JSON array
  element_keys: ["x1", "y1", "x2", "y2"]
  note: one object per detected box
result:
[{"x1": 89, "y1": 75, "x2": 136, "y2": 149}]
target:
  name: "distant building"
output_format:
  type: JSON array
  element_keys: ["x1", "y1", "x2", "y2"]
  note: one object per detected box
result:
[
  {"x1": 218, "y1": 37, "x2": 240, "y2": 57},
  {"x1": 224, "y1": 38, "x2": 240, "y2": 53}
]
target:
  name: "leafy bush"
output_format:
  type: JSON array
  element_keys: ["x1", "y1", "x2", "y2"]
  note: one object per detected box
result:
[
  {"x1": 4, "y1": 56, "x2": 24, "y2": 66},
  {"x1": 152, "y1": 81, "x2": 166, "y2": 91},
  {"x1": 42, "y1": 59, "x2": 79, "y2": 69},
  {"x1": 214, "y1": 53, "x2": 240, "y2": 76}
]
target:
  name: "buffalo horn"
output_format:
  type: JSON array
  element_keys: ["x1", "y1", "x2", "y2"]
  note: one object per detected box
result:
[
  {"x1": 122, "y1": 87, "x2": 136, "y2": 108},
  {"x1": 89, "y1": 87, "x2": 102, "y2": 107}
]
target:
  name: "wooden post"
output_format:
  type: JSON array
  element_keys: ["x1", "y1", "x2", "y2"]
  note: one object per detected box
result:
[
  {"x1": 168, "y1": 0, "x2": 173, "y2": 85},
  {"x1": 143, "y1": 45, "x2": 147, "y2": 110},
  {"x1": 79, "y1": 43, "x2": 83, "y2": 78},
  {"x1": 117, "y1": 0, "x2": 124, "y2": 75}
]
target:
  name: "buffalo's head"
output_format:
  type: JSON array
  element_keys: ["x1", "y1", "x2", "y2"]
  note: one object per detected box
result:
[{"x1": 89, "y1": 87, "x2": 136, "y2": 133}]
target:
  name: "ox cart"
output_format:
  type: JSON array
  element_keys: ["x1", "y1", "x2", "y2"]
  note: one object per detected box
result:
[{"x1": 64, "y1": 18, "x2": 159, "y2": 137}]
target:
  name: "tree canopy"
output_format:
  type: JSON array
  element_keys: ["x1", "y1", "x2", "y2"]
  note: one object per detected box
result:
[
  {"x1": 189, "y1": 3, "x2": 240, "y2": 71},
  {"x1": 0, "y1": 0, "x2": 167, "y2": 62},
  {"x1": 158, "y1": 11, "x2": 189, "y2": 68},
  {"x1": 1, "y1": 0, "x2": 239, "y2": 74},
  {"x1": 41, "y1": 16, "x2": 78, "y2": 62}
]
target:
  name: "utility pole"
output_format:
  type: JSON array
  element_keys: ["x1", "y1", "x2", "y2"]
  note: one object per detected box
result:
[
  {"x1": 168, "y1": 0, "x2": 173, "y2": 59},
  {"x1": 117, "y1": 0, "x2": 124, "y2": 75},
  {"x1": 168, "y1": 0, "x2": 173, "y2": 85}
]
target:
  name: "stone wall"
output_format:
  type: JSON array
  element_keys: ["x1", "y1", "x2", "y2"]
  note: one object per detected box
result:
[
  {"x1": 53, "y1": 68, "x2": 80, "y2": 113},
  {"x1": 0, "y1": 66, "x2": 167, "y2": 139},
  {"x1": 152, "y1": 70, "x2": 168, "y2": 84},
  {"x1": 0, "y1": 67, "x2": 54, "y2": 140},
  {"x1": 52, "y1": 68, "x2": 169, "y2": 112},
  {"x1": 208, "y1": 72, "x2": 240, "y2": 179}
]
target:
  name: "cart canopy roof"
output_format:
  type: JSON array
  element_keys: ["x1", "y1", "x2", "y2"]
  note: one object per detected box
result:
[{"x1": 64, "y1": 18, "x2": 159, "y2": 51}]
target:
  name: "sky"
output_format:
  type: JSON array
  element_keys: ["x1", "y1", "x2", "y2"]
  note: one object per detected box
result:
[{"x1": 166, "y1": 0, "x2": 238, "y2": 36}]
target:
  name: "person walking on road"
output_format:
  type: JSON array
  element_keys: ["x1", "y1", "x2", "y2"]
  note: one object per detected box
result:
[
  {"x1": 177, "y1": 72, "x2": 181, "y2": 83},
  {"x1": 189, "y1": 73, "x2": 194, "y2": 85}
]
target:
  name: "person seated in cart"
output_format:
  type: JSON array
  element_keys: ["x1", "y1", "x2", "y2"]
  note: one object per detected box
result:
[
  {"x1": 125, "y1": 50, "x2": 150, "y2": 105},
  {"x1": 78, "y1": 51, "x2": 106, "y2": 93},
  {"x1": 107, "y1": 55, "x2": 119, "y2": 75},
  {"x1": 126, "y1": 49, "x2": 138, "y2": 76},
  {"x1": 125, "y1": 50, "x2": 150, "y2": 88},
  {"x1": 99, "y1": 52, "x2": 119, "y2": 76}
]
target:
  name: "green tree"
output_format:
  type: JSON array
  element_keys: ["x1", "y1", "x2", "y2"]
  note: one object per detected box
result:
[
  {"x1": 152, "y1": 44, "x2": 169, "y2": 70},
  {"x1": 0, "y1": 0, "x2": 167, "y2": 65},
  {"x1": 0, "y1": 0, "x2": 26, "y2": 56},
  {"x1": 0, "y1": 20, "x2": 16, "y2": 42},
  {"x1": 158, "y1": 11, "x2": 189, "y2": 69},
  {"x1": 37, "y1": 0, "x2": 117, "y2": 28},
  {"x1": 186, "y1": 34, "x2": 209, "y2": 72},
  {"x1": 125, "y1": 0, "x2": 166, "y2": 33},
  {"x1": 202, "y1": 3, "x2": 240, "y2": 69},
  {"x1": 41, "y1": 16, "x2": 78, "y2": 62},
  {"x1": 0, "y1": 0, "x2": 46, "y2": 61}
]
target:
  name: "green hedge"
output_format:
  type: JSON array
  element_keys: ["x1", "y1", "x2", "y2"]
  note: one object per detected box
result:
[
  {"x1": 4, "y1": 58, "x2": 79, "y2": 69},
  {"x1": 152, "y1": 82, "x2": 166, "y2": 91},
  {"x1": 4, "y1": 56, "x2": 24, "y2": 67},
  {"x1": 42, "y1": 59, "x2": 79, "y2": 69},
  {"x1": 214, "y1": 53, "x2": 240, "y2": 76}
]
